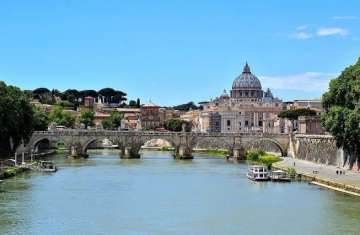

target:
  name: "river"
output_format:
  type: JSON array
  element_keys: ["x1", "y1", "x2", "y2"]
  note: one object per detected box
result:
[{"x1": 1, "y1": 150, "x2": 360, "y2": 235}]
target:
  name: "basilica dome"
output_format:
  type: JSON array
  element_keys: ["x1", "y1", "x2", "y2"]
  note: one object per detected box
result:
[
  {"x1": 230, "y1": 63, "x2": 263, "y2": 99},
  {"x1": 232, "y1": 63, "x2": 262, "y2": 89}
]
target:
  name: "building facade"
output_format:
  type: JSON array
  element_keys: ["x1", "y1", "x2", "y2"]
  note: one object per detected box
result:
[
  {"x1": 141, "y1": 101, "x2": 161, "y2": 130},
  {"x1": 198, "y1": 63, "x2": 284, "y2": 133}
]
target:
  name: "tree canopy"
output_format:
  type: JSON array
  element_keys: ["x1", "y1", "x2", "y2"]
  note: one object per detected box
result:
[
  {"x1": 79, "y1": 110, "x2": 95, "y2": 128},
  {"x1": 102, "y1": 111, "x2": 123, "y2": 129},
  {"x1": 173, "y1": 102, "x2": 198, "y2": 111},
  {"x1": 164, "y1": 118, "x2": 192, "y2": 132},
  {"x1": 48, "y1": 106, "x2": 75, "y2": 128},
  {"x1": 33, "y1": 87, "x2": 50, "y2": 95},
  {"x1": 278, "y1": 108, "x2": 317, "y2": 120},
  {"x1": 0, "y1": 81, "x2": 35, "y2": 156},
  {"x1": 32, "y1": 106, "x2": 49, "y2": 131},
  {"x1": 322, "y1": 57, "x2": 360, "y2": 169}
]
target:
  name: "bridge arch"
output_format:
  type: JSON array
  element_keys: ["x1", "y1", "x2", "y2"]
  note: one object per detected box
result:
[
  {"x1": 31, "y1": 137, "x2": 51, "y2": 151},
  {"x1": 82, "y1": 137, "x2": 119, "y2": 154},
  {"x1": 244, "y1": 138, "x2": 286, "y2": 156}
]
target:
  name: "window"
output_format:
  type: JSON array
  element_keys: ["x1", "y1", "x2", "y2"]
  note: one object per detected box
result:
[
  {"x1": 259, "y1": 121, "x2": 263, "y2": 126},
  {"x1": 227, "y1": 120, "x2": 231, "y2": 126},
  {"x1": 245, "y1": 121, "x2": 249, "y2": 126},
  {"x1": 239, "y1": 122, "x2": 242, "y2": 127}
]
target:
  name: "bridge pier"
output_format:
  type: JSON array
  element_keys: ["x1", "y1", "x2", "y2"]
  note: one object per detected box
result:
[
  {"x1": 69, "y1": 144, "x2": 88, "y2": 159},
  {"x1": 120, "y1": 146, "x2": 141, "y2": 159},
  {"x1": 174, "y1": 145, "x2": 193, "y2": 160},
  {"x1": 229, "y1": 148, "x2": 245, "y2": 161}
]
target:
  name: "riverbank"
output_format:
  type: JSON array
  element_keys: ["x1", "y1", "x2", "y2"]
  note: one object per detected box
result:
[
  {"x1": 273, "y1": 158, "x2": 360, "y2": 197},
  {"x1": 0, "y1": 166, "x2": 30, "y2": 180},
  {"x1": 245, "y1": 150, "x2": 281, "y2": 167},
  {"x1": 143, "y1": 147, "x2": 229, "y2": 157}
]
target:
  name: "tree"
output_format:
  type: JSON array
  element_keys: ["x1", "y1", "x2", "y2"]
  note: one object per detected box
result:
[
  {"x1": 79, "y1": 110, "x2": 95, "y2": 128},
  {"x1": 173, "y1": 102, "x2": 198, "y2": 111},
  {"x1": 61, "y1": 89, "x2": 80, "y2": 106},
  {"x1": 0, "y1": 81, "x2": 35, "y2": 156},
  {"x1": 164, "y1": 118, "x2": 191, "y2": 132},
  {"x1": 128, "y1": 100, "x2": 137, "y2": 107},
  {"x1": 32, "y1": 107, "x2": 49, "y2": 131},
  {"x1": 278, "y1": 108, "x2": 317, "y2": 120},
  {"x1": 136, "y1": 98, "x2": 141, "y2": 108},
  {"x1": 33, "y1": 87, "x2": 50, "y2": 95},
  {"x1": 32, "y1": 87, "x2": 56, "y2": 105},
  {"x1": 49, "y1": 106, "x2": 75, "y2": 128},
  {"x1": 322, "y1": 57, "x2": 360, "y2": 169},
  {"x1": 101, "y1": 111, "x2": 123, "y2": 129}
]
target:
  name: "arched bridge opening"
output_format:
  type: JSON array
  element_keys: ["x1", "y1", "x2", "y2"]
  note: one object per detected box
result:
[
  {"x1": 32, "y1": 138, "x2": 52, "y2": 153},
  {"x1": 82, "y1": 137, "x2": 120, "y2": 157},
  {"x1": 244, "y1": 138, "x2": 286, "y2": 157},
  {"x1": 140, "y1": 138, "x2": 176, "y2": 158}
]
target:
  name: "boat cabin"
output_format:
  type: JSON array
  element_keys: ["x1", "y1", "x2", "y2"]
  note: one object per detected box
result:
[{"x1": 247, "y1": 165, "x2": 270, "y2": 181}]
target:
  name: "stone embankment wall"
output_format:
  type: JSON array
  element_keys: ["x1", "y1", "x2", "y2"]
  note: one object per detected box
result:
[{"x1": 290, "y1": 134, "x2": 344, "y2": 168}]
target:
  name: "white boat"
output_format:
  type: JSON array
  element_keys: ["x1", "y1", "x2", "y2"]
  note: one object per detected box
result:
[
  {"x1": 247, "y1": 165, "x2": 270, "y2": 181},
  {"x1": 270, "y1": 170, "x2": 291, "y2": 182},
  {"x1": 39, "y1": 161, "x2": 57, "y2": 173}
]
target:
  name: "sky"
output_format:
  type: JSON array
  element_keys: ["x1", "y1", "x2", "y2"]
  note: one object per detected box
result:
[{"x1": 0, "y1": 0, "x2": 359, "y2": 106}]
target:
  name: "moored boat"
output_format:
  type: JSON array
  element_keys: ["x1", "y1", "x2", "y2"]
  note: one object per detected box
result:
[
  {"x1": 39, "y1": 161, "x2": 57, "y2": 173},
  {"x1": 247, "y1": 165, "x2": 270, "y2": 181},
  {"x1": 270, "y1": 170, "x2": 291, "y2": 182}
]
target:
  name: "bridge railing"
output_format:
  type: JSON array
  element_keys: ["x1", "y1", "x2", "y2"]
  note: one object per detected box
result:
[{"x1": 32, "y1": 129, "x2": 290, "y2": 138}]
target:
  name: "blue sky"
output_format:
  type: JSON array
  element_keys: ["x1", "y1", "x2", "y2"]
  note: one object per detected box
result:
[{"x1": 0, "y1": 0, "x2": 359, "y2": 106}]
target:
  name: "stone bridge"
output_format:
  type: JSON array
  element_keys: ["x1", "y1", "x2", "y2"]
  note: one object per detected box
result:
[{"x1": 24, "y1": 130, "x2": 290, "y2": 159}]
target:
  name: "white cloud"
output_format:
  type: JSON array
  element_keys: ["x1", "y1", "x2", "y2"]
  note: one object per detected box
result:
[
  {"x1": 332, "y1": 16, "x2": 359, "y2": 20},
  {"x1": 259, "y1": 72, "x2": 337, "y2": 92},
  {"x1": 290, "y1": 25, "x2": 349, "y2": 40},
  {"x1": 296, "y1": 25, "x2": 308, "y2": 31},
  {"x1": 292, "y1": 31, "x2": 313, "y2": 39},
  {"x1": 317, "y1": 27, "x2": 348, "y2": 37},
  {"x1": 291, "y1": 25, "x2": 312, "y2": 40}
]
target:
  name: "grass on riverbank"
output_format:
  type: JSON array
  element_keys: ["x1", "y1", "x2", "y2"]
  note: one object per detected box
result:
[
  {"x1": 0, "y1": 167, "x2": 29, "y2": 179},
  {"x1": 194, "y1": 149, "x2": 229, "y2": 157},
  {"x1": 246, "y1": 150, "x2": 282, "y2": 167},
  {"x1": 158, "y1": 147, "x2": 229, "y2": 157}
]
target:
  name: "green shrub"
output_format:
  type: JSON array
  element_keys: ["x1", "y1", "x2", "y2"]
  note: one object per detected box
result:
[
  {"x1": 287, "y1": 167, "x2": 297, "y2": 178},
  {"x1": 246, "y1": 150, "x2": 281, "y2": 167},
  {"x1": 246, "y1": 150, "x2": 260, "y2": 161}
]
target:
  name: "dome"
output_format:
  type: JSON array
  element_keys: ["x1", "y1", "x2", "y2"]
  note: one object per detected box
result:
[
  {"x1": 220, "y1": 89, "x2": 229, "y2": 99},
  {"x1": 230, "y1": 63, "x2": 263, "y2": 99},
  {"x1": 232, "y1": 63, "x2": 262, "y2": 89}
]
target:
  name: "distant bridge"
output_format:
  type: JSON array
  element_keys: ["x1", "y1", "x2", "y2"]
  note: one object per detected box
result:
[{"x1": 24, "y1": 130, "x2": 290, "y2": 159}]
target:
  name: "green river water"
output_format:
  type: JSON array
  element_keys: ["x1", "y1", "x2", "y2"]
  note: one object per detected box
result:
[{"x1": 0, "y1": 150, "x2": 360, "y2": 235}]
